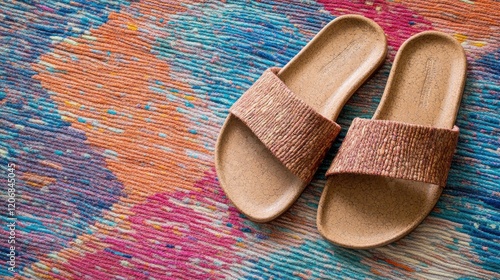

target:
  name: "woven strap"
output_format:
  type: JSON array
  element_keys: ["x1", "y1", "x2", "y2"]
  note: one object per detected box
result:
[
  {"x1": 230, "y1": 68, "x2": 341, "y2": 182},
  {"x1": 326, "y1": 118, "x2": 459, "y2": 186}
]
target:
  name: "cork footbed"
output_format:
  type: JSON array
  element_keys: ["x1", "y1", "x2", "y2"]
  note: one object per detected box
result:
[
  {"x1": 317, "y1": 31, "x2": 467, "y2": 249},
  {"x1": 215, "y1": 15, "x2": 387, "y2": 222}
]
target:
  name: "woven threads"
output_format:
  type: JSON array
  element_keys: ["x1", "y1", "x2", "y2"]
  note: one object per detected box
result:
[
  {"x1": 2, "y1": 0, "x2": 499, "y2": 278},
  {"x1": 326, "y1": 118, "x2": 459, "y2": 186},
  {"x1": 230, "y1": 68, "x2": 341, "y2": 182}
]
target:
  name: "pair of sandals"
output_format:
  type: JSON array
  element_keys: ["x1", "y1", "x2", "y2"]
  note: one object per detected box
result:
[{"x1": 215, "y1": 15, "x2": 466, "y2": 249}]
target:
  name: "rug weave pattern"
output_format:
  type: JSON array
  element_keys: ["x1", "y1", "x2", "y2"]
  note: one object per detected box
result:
[{"x1": 0, "y1": 0, "x2": 499, "y2": 279}]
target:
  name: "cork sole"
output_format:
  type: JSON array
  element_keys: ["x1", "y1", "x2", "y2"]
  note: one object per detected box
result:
[
  {"x1": 215, "y1": 15, "x2": 387, "y2": 222},
  {"x1": 317, "y1": 31, "x2": 467, "y2": 248}
]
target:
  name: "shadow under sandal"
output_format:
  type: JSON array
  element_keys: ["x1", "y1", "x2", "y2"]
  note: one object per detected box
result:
[
  {"x1": 317, "y1": 31, "x2": 467, "y2": 248},
  {"x1": 215, "y1": 15, "x2": 387, "y2": 222}
]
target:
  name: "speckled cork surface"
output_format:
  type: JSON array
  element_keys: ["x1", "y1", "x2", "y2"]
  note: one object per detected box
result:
[
  {"x1": 317, "y1": 31, "x2": 467, "y2": 249},
  {"x1": 216, "y1": 15, "x2": 387, "y2": 222}
]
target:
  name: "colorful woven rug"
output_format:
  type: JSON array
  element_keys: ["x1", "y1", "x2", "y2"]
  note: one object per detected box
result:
[{"x1": 1, "y1": 0, "x2": 499, "y2": 279}]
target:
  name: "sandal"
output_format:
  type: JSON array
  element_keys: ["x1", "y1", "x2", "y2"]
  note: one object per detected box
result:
[
  {"x1": 215, "y1": 15, "x2": 387, "y2": 222},
  {"x1": 317, "y1": 31, "x2": 467, "y2": 248}
]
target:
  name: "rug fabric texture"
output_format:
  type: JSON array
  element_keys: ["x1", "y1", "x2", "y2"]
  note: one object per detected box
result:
[{"x1": 0, "y1": 0, "x2": 499, "y2": 279}]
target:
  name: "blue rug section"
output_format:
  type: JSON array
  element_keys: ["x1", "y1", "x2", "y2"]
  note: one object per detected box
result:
[{"x1": 153, "y1": 1, "x2": 334, "y2": 119}]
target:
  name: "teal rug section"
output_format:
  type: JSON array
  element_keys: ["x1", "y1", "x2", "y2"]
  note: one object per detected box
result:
[{"x1": 0, "y1": 0, "x2": 129, "y2": 275}]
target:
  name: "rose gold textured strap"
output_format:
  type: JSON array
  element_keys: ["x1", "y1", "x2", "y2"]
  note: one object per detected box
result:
[
  {"x1": 326, "y1": 118, "x2": 459, "y2": 186},
  {"x1": 230, "y1": 68, "x2": 341, "y2": 182}
]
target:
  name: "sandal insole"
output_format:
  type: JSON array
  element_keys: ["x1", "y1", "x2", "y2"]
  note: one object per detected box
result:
[
  {"x1": 318, "y1": 32, "x2": 467, "y2": 248},
  {"x1": 216, "y1": 15, "x2": 387, "y2": 222}
]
